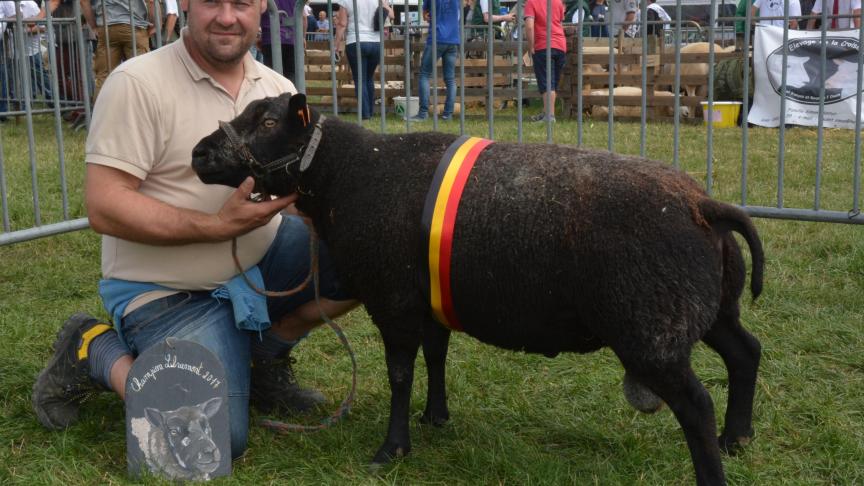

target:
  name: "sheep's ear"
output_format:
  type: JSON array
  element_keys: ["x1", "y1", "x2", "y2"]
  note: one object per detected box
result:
[
  {"x1": 200, "y1": 397, "x2": 222, "y2": 418},
  {"x1": 287, "y1": 93, "x2": 313, "y2": 129},
  {"x1": 145, "y1": 407, "x2": 164, "y2": 427}
]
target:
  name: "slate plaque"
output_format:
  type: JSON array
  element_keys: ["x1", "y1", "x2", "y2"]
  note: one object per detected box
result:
[{"x1": 125, "y1": 338, "x2": 231, "y2": 481}]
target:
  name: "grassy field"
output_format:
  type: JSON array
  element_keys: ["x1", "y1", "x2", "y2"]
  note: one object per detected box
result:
[{"x1": 1, "y1": 114, "x2": 862, "y2": 485}]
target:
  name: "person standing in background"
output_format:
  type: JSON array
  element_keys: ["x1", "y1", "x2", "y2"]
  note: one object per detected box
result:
[
  {"x1": 469, "y1": 0, "x2": 514, "y2": 39},
  {"x1": 752, "y1": 0, "x2": 801, "y2": 29},
  {"x1": 806, "y1": 0, "x2": 861, "y2": 29},
  {"x1": 260, "y1": 0, "x2": 305, "y2": 81},
  {"x1": 316, "y1": 10, "x2": 330, "y2": 40},
  {"x1": 524, "y1": 0, "x2": 566, "y2": 122},
  {"x1": 411, "y1": 0, "x2": 461, "y2": 121},
  {"x1": 0, "y1": 1, "x2": 54, "y2": 104},
  {"x1": 161, "y1": 0, "x2": 178, "y2": 43},
  {"x1": 590, "y1": 0, "x2": 609, "y2": 36},
  {"x1": 334, "y1": 0, "x2": 394, "y2": 119},
  {"x1": 80, "y1": 0, "x2": 156, "y2": 100},
  {"x1": 607, "y1": 0, "x2": 636, "y2": 37}
]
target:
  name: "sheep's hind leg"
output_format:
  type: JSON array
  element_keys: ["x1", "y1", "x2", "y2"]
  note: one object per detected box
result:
[
  {"x1": 420, "y1": 319, "x2": 451, "y2": 426},
  {"x1": 702, "y1": 308, "x2": 761, "y2": 455},
  {"x1": 624, "y1": 361, "x2": 726, "y2": 486},
  {"x1": 372, "y1": 325, "x2": 422, "y2": 465}
]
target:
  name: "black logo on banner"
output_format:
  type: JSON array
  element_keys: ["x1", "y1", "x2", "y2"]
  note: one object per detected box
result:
[{"x1": 766, "y1": 37, "x2": 860, "y2": 105}]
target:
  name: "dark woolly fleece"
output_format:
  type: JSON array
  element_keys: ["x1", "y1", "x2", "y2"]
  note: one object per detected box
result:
[{"x1": 193, "y1": 93, "x2": 764, "y2": 486}]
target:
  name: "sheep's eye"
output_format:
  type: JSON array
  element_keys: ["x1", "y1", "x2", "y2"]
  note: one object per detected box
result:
[{"x1": 262, "y1": 119, "x2": 277, "y2": 128}]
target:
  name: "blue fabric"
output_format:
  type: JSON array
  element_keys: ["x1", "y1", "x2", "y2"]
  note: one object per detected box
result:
[
  {"x1": 86, "y1": 330, "x2": 130, "y2": 391},
  {"x1": 423, "y1": 0, "x2": 462, "y2": 45},
  {"x1": 99, "y1": 269, "x2": 271, "y2": 341},
  {"x1": 28, "y1": 53, "x2": 54, "y2": 102},
  {"x1": 211, "y1": 267, "x2": 271, "y2": 334},
  {"x1": 417, "y1": 43, "x2": 458, "y2": 118},
  {"x1": 532, "y1": 48, "x2": 567, "y2": 93},
  {"x1": 99, "y1": 279, "x2": 169, "y2": 340},
  {"x1": 345, "y1": 42, "x2": 381, "y2": 119}
]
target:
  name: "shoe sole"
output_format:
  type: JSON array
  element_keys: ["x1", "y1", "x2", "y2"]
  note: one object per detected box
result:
[{"x1": 31, "y1": 312, "x2": 99, "y2": 430}]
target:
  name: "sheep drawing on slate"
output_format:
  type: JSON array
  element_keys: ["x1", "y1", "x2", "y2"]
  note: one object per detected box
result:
[
  {"x1": 192, "y1": 93, "x2": 764, "y2": 486},
  {"x1": 141, "y1": 397, "x2": 223, "y2": 480}
]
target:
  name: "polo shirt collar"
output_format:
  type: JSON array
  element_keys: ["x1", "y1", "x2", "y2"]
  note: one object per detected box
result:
[{"x1": 176, "y1": 27, "x2": 263, "y2": 85}]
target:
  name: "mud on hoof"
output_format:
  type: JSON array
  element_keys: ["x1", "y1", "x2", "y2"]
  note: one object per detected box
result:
[
  {"x1": 623, "y1": 372, "x2": 665, "y2": 414},
  {"x1": 719, "y1": 431, "x2": 753, "y2": 455},
  {"x1": 371, "y1": 441, "x2": 411, "y2": 465}
]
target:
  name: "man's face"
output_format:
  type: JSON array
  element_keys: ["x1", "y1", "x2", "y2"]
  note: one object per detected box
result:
[
  {"x1": 318, "y1": 11, "x2": 325, "y2": 20},
  {"x1": 183, "y1": 0, "x2": 267, "y2": 67}
]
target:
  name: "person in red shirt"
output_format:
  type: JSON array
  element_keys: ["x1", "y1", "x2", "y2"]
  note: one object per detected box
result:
[{"x1": 524, "y1": 0, "x2": 567, "y2": 122}]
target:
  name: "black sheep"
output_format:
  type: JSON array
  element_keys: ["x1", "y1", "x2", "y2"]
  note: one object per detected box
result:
[{"x1": 192, "y1": 93, "x2": 764, "y2": 486}]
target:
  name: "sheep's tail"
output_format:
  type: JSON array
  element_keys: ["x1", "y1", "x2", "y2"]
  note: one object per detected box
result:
[{"x1": 699, "y1": 199, "x2": 764, "y2": 300}]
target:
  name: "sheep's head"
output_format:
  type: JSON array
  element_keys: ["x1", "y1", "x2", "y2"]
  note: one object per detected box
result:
[{"x1": 192, "y1": 93, "x2": 319, "y2": 197}]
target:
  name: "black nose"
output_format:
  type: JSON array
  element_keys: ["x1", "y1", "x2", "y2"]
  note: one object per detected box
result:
[{"x1": 192, "y1": 145, "x2": 208, "y2": 160}]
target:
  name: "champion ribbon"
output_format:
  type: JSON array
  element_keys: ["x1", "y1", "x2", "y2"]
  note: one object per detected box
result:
[{"x1": 421, "y1": 136, "x2": 493, "y2": 331}]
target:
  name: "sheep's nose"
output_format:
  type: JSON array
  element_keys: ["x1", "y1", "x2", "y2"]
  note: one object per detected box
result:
[{"x1": 192, "y1": 146, "x2": 208, "y2": 160}]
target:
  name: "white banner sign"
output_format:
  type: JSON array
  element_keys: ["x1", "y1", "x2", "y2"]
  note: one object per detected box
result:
[{"x1": 749, "y1": 25, "x2": 864, "y2": 129}]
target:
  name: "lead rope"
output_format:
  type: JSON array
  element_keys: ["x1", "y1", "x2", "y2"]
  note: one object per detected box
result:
[{"x1": 232, "y1": 221, "x2": 357, "y2": 432}]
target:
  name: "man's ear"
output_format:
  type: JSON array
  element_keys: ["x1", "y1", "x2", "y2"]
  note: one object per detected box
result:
[
  {"x1": 259, "y1": 0, "x2": 268, "y2": 15},
  {"x1": 287, "y1": 93, "x2": 313, "y2": 128}
]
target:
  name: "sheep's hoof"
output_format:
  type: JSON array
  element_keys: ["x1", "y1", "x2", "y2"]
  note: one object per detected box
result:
[
  {"x1": 371, "y1": 441, "x2": 410, "y2": 466},
  {"x1": 719, "y1": 431, "x2": 753, "y2": 455},
  {"x1": 419, "y1": 408, "x2": 449, "y2": 427},
  {"x1": 623, "y1": 372, "x2": 665, "y2": 414}
]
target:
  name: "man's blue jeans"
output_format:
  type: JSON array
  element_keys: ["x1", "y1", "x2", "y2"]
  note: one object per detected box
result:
[
  {"x1": 345, "y1": 41, "x2": 381, "y2": 119},
  {"x1": 28, "y1": 53, "x2": 54, "y2": 102},
  {"x1": 116, "y1": 215, "x2": 347, "y2": 459},
  {"x1": 417, "y1": 43, "x2": 457, "y2": 118}
]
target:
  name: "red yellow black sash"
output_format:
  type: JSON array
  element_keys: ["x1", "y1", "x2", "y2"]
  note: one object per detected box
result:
[{"x1": 421, "y1": 136, "x2": 493, "y2": 331}]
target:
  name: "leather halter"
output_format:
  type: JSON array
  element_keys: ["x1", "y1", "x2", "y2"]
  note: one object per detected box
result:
[{"x1": 218, "y1": 114, "x2": 326, "y2": 179}]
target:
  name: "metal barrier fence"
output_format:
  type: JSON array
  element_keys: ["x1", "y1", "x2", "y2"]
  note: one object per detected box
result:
[
  {"x1": 1, "y1": 0, "x2": 862, "y2": 247},
  {"x1": 289, "y1": 0, "x2": 862, "y2": 224}
]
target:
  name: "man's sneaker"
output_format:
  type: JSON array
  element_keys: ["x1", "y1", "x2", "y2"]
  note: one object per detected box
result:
[
  {"x1": 32, "y1": 313, "x2": 111, "y2": 430},
  {"x1": 250, "y1": 355, "x2": 326, "y2": 415},
  {"x1": 408, "y1": 113, "x2": 428, "y2": 122},
  {"x1": 532, "y1": 114, "x2": 556, "y2": 123},
  {"x1": 440, "y1": 114, "x2": 452, "y2": 120}
]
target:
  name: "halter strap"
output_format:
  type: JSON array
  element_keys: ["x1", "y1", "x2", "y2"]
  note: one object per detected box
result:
[{"x1": 218, "y1": 114, "x2": 327, "y2": 177}]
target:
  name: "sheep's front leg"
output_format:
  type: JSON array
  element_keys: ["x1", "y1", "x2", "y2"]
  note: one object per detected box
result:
[
  {"x1": 420, "y1": 318, "x2": 450, "y2": 426},
  {"x1": 372, "y1": 326, "x2": 421, "y2": 465}
]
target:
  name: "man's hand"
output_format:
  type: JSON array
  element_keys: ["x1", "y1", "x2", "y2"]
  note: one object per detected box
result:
[{"x1": 212, "y1": 177, "x2": 296, "y2": 240}]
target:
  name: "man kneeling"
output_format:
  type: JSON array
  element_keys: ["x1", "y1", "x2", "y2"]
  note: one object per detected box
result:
[{"x1": 31, "y1": 0, "x2": 356, "y2": 460}]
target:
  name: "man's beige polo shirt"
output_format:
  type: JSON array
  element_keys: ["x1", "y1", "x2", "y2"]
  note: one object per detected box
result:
[{"x1": 86, "y1": 29, "x2": 296, "y2": 301}]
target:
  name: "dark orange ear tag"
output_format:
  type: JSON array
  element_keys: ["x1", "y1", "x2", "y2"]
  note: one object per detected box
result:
[
  {"x1": 297, "y1": 108, "x2": 308, "y2": 127},
  {"x1": 304, "y1": 106, "x2": 311, "y2": 126}
]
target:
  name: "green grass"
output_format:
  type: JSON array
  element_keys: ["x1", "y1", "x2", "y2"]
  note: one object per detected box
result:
[{"x1": 1, "y1": 113, "x2": 863, "y2": 484}]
